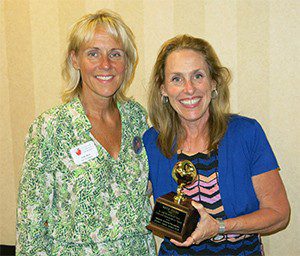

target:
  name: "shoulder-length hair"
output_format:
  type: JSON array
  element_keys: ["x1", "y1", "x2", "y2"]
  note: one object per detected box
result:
[
  {"x1": 148, "y1": 34, "x2": 231, "y2": 158},
  {"x1": 61, "y1": 9, "x2": 138, "y2": 103}
]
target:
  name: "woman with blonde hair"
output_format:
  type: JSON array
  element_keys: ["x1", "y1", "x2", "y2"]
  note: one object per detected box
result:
[
  {"x1": 16, "y1": 9, "x2": 155, "y2": 255},
  {"x1": 144, "y1": 34, "x2": 290, "y2": 255}
]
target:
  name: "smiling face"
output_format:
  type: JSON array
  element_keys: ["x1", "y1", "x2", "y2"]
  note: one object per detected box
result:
[
  {"x1": 161, "y1": 49, "x2": 216, "y2": 126},
  {"x1": 71, "y1": 26, "x2": 126, "y2": 102}
]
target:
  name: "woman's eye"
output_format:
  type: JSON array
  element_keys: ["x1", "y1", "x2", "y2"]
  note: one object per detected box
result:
[
  {"x1": 194, "y1": 73, "x2": 203, "y2": 79},
  {"x1": 110, "y1": 52, "x2": 120, "y2": 58},
  {"x1": 109, "y1": 51, "x2": 124, "y2": 59},
  {"x1": 87, "y1": 51, "x2": 98, "y2": 57},
  {"x1": 171, "y1": 76, "x2": 181, "y2": 83}
]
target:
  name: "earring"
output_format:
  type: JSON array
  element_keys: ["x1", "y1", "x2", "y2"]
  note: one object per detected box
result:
[
  {"x1": 211, "y1": 89, "x2": 218, "y2": 99},
  {"x1": 161, "y1": 95, "x2": 169, "y2": 104}
]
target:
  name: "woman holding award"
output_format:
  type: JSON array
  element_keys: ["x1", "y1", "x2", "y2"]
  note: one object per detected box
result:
[
  {"x1": 16, "y1": 10, "x2": 155, "y2": 255},
  {"x1": 143, "y1": 35, "x2": 290, "y2": 255}
]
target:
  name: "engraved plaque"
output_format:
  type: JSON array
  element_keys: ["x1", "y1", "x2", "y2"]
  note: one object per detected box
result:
[{"x1": 151, "y1": 201, "x2": 186, "y2": 233}]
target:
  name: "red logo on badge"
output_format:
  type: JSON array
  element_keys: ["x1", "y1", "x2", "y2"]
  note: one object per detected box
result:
[{"x1": 76, "y1": 149, "x2": 81, "y2": 156}]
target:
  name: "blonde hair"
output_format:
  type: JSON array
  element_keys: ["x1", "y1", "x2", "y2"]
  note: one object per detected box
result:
[
  {"x1": 148, "y1": 35, "x2": 231, "y2": 158},
  {"x1": 61, "y1": 9, "x2": 138, "y2": 103}
]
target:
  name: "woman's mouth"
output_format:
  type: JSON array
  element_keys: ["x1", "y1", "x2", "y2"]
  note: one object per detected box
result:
[
  {"x1": 95, "y1": 75, "x2": 113, "y2": 81},
  {"x1": 180, "y1": 97, "x2": 201, "y2": 106}
]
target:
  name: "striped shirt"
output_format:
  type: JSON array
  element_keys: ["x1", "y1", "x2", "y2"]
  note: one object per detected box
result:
[{"x1": 159, "y1": 151, "x2": 263, "y2": 255}]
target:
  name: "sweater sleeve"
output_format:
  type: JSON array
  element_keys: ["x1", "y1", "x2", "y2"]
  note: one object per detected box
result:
[
  {"x1": 250, "y1": 120, "x2": 279, "y2": 176},
  {"x1": 16, "y1": 117, "x2": 55, "y2": 255}
]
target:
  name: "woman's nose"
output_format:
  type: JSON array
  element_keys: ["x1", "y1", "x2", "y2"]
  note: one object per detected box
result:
[
  {"x1": 98, "y1": 55, "x2": 111, "y2": 70},
  {"x1": 183, "y1": 79, "x2": 195, "y2": 94}
]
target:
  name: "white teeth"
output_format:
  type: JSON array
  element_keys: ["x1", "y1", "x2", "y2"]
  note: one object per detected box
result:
[
  {"x1": 95, "y1": 75, "x2": 113, "y2": 80},
  {"x1": 181, "y1": 98, "x2": 200, "y2": 105}
]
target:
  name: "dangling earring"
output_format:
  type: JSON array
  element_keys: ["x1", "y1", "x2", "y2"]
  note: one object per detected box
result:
[
  {"x1": 211, "y1": 89, "x2": 218, "y2": 99},
  {"x1": 161, "y1": 95, "x2": 169, "y2": 104}
]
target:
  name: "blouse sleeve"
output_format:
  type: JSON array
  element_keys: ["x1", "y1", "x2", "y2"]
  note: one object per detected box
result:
[
  {"x1": 250, "y1": 120, "x2": 279, "y2": 176},
  {"x1": 16, "y1": 117, "x2": 55, "y2": 255}
]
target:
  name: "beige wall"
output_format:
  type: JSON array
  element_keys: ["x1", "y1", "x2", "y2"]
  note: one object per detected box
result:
[{"x1": 1, "y1": 0, "x2": 299, "y2": 255}]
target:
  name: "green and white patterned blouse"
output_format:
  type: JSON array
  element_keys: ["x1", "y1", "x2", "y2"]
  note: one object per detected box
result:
[{"x1": 16, "y1": 97, "x2": 156, "y2": 256}]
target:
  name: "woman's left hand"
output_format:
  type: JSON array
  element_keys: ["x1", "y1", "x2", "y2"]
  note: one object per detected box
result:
[{"x1": 170, "y1": 201, "x2": 220, "y2": 247}]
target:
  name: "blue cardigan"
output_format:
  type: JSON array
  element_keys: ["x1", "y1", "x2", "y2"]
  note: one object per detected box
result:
[{"x1": 143, "y1": 115, "x2": 279, "y2": 219}]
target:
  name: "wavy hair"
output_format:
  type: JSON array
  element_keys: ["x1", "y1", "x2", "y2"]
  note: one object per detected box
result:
[
  {"x1": 61, "y1": 9, "x2": 138, "y2": 103},
  {"x1": 148, "y1": 35, "x2": 231, "y2": 158}
]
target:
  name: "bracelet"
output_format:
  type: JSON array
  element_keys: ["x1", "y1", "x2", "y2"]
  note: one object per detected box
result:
[{"x1": 217, "y1": 219, "x2": 226, "y2": 234}]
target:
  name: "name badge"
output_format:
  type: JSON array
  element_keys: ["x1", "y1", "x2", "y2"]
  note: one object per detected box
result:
[{"x1": 70, "y1": 141, "x2": 98, "y2": 165}]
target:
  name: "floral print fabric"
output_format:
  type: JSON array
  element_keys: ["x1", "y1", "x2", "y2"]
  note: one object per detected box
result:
[{"x1": 16, "y1": 97, "x2": 156, "y2": 255}]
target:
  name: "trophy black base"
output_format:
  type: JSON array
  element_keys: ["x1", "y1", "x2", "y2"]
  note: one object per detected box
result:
[{"x1": 147, "y1": 192, "x2": 200, "y2": 243}]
